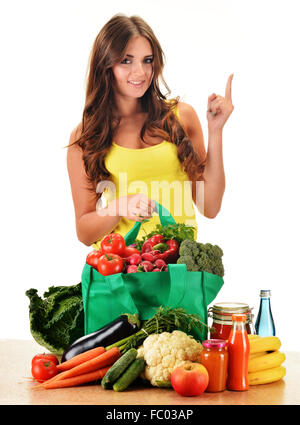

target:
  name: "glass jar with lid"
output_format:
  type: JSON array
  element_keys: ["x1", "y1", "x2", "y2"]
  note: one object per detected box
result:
[
  {"x1": 200, "y1": 339, "x2": 228, "y2": 392},
  {"x1": 208, "y1": 302, "x2": 254, "y2": 340}
]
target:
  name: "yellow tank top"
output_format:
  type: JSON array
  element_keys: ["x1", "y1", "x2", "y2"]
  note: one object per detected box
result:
[{"x1": 92, "y1": 105, "x2": 197, "y2": 249}]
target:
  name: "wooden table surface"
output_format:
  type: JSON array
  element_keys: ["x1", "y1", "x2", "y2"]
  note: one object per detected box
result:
[{"x1": 0, "y1": 339, "x2": 298, "y2": 406}]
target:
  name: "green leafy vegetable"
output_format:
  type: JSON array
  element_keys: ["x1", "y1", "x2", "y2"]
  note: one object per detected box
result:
[
  {"x1": 106, "y1": 306, "x2": 208, "y2": 354},
  {"x1": 177, "y1": 239, "x2": 224, "y2": 277},
  {"x1": 25, "y1": 283, "x2": 84, "y2": 355},
  {"x1": 134, "y1": 223, "x2": 196, "y2": 251}
]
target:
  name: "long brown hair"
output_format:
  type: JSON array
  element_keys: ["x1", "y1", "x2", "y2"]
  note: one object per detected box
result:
[{"x1": 67, "y1": 13, "x2": 206, "y2": 195}]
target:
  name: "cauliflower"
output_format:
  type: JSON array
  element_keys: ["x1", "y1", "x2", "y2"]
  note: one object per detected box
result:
[{"x1": 136, "y1": 330, "x2": 203, "y2": 386}]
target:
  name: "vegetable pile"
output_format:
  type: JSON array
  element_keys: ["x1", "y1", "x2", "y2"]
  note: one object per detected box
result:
[
  {"x1": 25, "y1": 225, "x2": 224, "y2": 354},
  {"x1": 30, "y1": 306, "x2": 208, "y2": 392},
  {"x1": 85, "y1": 223, "x2": 224, "y2": 278}
]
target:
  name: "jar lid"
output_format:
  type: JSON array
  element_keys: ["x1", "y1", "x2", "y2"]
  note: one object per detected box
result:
[
  {"x1": 202, "y1": 339, "x2": 227, "y2": 348},
  {"x1": 232, "y1": 313, "x2": 247, "y2": 322},
  {"x1": 212, "y1": 302, "x2": 250, "y2": 314}
]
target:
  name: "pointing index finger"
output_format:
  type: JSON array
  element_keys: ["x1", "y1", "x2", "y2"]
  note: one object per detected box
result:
[{"x1": 225, "y1": 73, "x2": 234, "y2": 100}]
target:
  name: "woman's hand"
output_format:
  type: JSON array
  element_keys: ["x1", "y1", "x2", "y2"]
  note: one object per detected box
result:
[
  {"x1": 114, "y1": 194, "x2": 156, "y2": 222},
  {"x1": 207, "y1": 74, "x2": 234, "y2": 132}
]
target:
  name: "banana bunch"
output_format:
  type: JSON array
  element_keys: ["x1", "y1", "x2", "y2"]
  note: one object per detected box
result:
[{"x1": 248, "y1": 334, "x2": 286, "y2": 385}]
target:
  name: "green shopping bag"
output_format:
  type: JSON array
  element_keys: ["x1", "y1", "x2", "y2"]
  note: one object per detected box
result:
[{"x1": 81, "y1": 201, "x2": 224, "y2": 341}]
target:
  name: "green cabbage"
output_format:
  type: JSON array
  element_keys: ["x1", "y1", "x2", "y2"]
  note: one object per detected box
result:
[{"x1": 25, "y1": 283, "x2": 84, "y2": 355}]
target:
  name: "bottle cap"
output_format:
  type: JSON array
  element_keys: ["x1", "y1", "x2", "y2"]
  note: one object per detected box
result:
[
  {"x1": 232, "y1": 313, "x2": 247, "y2": 322},
  {"x1": 202, "y1": 339, "x2": 227, "y2": 349},
  {"x1": 260, "y1": 290, "x2": 271, "y2": 297}
]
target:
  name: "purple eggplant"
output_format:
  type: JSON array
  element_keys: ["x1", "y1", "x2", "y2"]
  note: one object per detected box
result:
[{"x1": 61, "y1": 313, "x2": 140, "y2": 362}]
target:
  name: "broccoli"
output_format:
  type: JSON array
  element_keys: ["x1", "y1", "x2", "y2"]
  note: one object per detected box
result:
[
  {"x1": 196, "y1": 252, "x2": 213, "y2": 274},
  {"x1": 177, "y1": 255, "x2": 199, "y2": 271},
  {"x1": 179, "y1": 239, "x2": 200, "y2": 258},
  {"x1": 177, "y1": 239, "x2": 224, "y2": 277}
]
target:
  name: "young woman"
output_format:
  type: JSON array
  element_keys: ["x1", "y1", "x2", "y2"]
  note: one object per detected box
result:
[{"x1": 67, "y1": 14, "x2": 234, "y2": 248}]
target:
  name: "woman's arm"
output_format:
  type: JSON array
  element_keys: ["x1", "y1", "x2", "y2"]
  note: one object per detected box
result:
[
  {"x1": 67, "y1": 126, "x2": 121, "y2": 246},
  {"x1": 178, "y1": 103, "x2": 225, "y2": 218},
  {"x1": 67, "y1": 126, "x2": 155, "y2": 246},
  {"x1": 178, "y1": 75, "x2": 234, "y2": 218}
]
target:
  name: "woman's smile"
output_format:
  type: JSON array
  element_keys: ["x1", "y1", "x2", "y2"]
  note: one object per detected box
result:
[{"x1": 128, "y1": 80, "x2": 145, "y2": 88}]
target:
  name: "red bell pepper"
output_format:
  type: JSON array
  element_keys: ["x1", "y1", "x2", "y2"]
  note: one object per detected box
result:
[
  {"x1": 141, "y1": 234, "x2": 180, "y2": 264},
  {"x1": 141, "y1": 234, "x2": 164, "y2": 254},
  {"x1": 152, "y1": 239, "x2": 180, "y2": 264}
]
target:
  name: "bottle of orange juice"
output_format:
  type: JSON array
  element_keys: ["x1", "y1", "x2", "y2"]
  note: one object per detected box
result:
[{"x1": 227, "y1": 313, "x2": 250, "y2": 391}]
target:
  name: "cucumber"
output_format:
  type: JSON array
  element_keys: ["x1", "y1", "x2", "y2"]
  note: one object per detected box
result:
[
  {"x1": 101, "y1": 348, "x2": 137, "y2": 389},
  {"x1": 113, "y1": 358, "x2": 146, "y2": 392}
]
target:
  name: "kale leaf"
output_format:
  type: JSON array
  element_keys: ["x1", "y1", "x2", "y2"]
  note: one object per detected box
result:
[{"x1": 25, "y1": 283, "x2": 84, "y2": 355}]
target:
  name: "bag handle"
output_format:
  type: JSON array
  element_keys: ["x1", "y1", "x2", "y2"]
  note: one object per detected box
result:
[
  {"x1": 106, "y1": 272, "x2": 139, "y2": 317},
  {"x1": 166, "y1": 264, "x2": 187, "y2": 308},
  {"x1": 124, "y1": 200, "x2": 176, "y2": 246}
]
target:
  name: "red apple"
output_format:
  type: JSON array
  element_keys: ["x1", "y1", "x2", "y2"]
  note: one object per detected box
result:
[{"x1": 171, "y1": 361, "x2": 209, "y2": 397}]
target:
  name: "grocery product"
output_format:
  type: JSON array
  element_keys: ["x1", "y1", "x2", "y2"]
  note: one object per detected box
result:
[
  {"x1": 136, "y1": 330, "x2": 203, "y2": 387},
  {"x1": 248, "y1": 366, "x2": 286, "y2": 385},
  {"x1": 227, "y1": 314, "x2": 250, "y2": 391},
  {"x1": 200, "y1": 339, "x2": 228, "y2": 392},
  {"x1": 141, "y1": 235, "x2": 180, "y2": 264},
  {"x1": 208, "y1": 302, "x2": 254, "y2": 340},
  {"x1": 249, "y1": 336, "x2": 281, "y2": 354},
  {"x1": 113, "y1": 358, "x2": 146, "y2": 392},
  {"x1": 176, "y1": 240, "x2": 224, "y2": 276},
  {"x1": 248, "y1": 351, "x2": 286, "y2": 373},
  {"x1": 25, "y1": 283, "x2": 84, "y2": 355},
  {"x1": 102, "y1": 348, "x2": 138, "y2": 389},
  {"x1": 61, "y1": 314, "x2": 140, "y2": 362},
  {"x1": 255, "y1": 290, "x2": 276, "y2": 336},
  {"x1": 246, "y1": 334, "x2": 286, "y2": 386},
  {"x1": 106, "y1": 307, "x2": 207, "y2": 356},
  {"x1": 170, "y1": 362, "x2": 209, "y2": 396}
]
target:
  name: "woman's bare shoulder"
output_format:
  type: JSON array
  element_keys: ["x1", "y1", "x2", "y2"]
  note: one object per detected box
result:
[
  {"x1": 176, "y1": 102, "x2": 200, "y2": 134},
  {"x1": 68, "y1": 122, "x2": 83, "y2": 150}
]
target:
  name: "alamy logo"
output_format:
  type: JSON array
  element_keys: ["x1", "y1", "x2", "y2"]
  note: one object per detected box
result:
[{"x1": 95, "y1": 172, "x2": 204, "y2": 217}]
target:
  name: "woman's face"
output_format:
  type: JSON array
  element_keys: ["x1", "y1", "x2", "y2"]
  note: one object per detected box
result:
[{"x1": 112, "y1": 36, "x2": 154, "y2": 100}]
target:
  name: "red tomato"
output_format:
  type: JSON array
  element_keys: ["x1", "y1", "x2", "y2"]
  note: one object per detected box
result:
[
  {"x1": 86, "y1": 250, "x2": 103, "y2": 268},
  {"x1": 122, "y1": 246, "x2": 140, "y2": 258},
  {"x1": 32, "y1": 353, "x2": 59, "y2": 366},
  {"x1": 97, "y1": 253, "x2": 124, "y2": 276},
  {"x1": 101, "y1": 234, "x2": 126, "y2": 255},
  {"x1": 31, "y1": 359, "x2": 58, "y2": 383},
  {"x1": 171, "y1": 362, "x2": 209, "y2": 397}
]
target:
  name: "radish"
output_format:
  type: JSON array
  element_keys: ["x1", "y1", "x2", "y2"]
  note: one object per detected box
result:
[
  {"x1": 128, "y1": 253, "x2": 142, "y2": 265},
  {"x1": 141, "y1": 252, "x2": 155, "y2": 262},
  {"x1": 140, "y1": 261, "x2": 154, "y2": 272},
  {"x1": 155, "y1": 259, "x2": 167, "y2": 269},
  {"x1": 127, "y1": 265, "x2": 138, "y2": 273}
]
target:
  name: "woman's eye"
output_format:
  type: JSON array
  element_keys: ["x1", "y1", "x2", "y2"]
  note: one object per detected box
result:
[{"x1": 120, "y1": 58, "x2": 153, "y2": 64}]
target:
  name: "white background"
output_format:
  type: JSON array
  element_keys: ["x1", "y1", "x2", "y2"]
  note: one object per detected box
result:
[{"x1": 1, "y1": 0, "x2": 299, "y2": 351}]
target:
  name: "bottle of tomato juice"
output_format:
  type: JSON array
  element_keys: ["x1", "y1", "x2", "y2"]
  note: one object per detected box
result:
[{"x1": 227, "y1": 313, "x2": 250, "y2": 391}]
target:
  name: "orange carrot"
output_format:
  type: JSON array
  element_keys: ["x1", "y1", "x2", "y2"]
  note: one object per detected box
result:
[
  {"x1": 56, "y1": 347, "x2": 106, "y2": 372},
  {"x1": 53, "y1": 347, "x2": 121, "y2": 382},
  {"x1": 42, "y1": 366, "x2": 110, "y2": 389}
]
